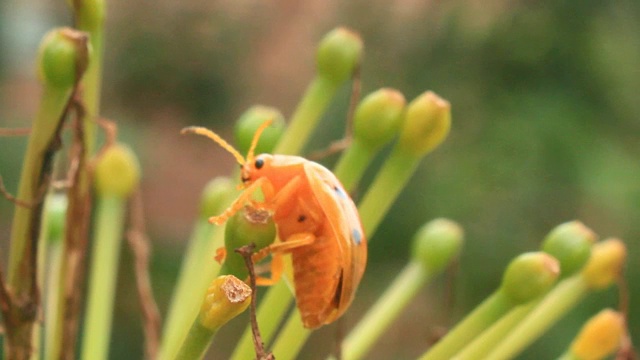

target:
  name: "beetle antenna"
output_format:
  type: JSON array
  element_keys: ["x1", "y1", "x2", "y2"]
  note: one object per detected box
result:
[
  {"x1": 181, "y1": 126, "x2": 245, "y2": 165},
  {"x1": 246, "y1": 119, "x2": 273, "y2": 162}
]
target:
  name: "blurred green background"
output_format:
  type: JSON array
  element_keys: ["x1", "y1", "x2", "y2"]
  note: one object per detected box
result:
[{"x1": 1, "y1": 0, "x2": 638, "y2": 359}]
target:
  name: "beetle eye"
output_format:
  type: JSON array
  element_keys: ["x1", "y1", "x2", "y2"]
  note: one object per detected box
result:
[{"x1": 255, "y1": 158, "x2": 264, "y2": 169}]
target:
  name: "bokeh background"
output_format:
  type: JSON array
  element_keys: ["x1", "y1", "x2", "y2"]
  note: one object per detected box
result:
[{"x1": 1, "y1": 0, "x2": 638, "y2": 359}]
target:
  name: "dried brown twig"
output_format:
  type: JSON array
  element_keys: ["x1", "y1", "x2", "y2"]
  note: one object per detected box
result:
[
  {"x1": 0, "y1": 175, "x2": 50, "y2": 209},
  {"x1": 126, "y1": 189, "x2": 162, "y2": 360},
  {"x1": 235, "y1": 244, "x2": 275, "y2": 360}
]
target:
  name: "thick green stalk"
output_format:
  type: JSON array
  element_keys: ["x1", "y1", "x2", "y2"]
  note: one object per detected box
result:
[
  {"x1": 453, "y1": 302, "x2": 537, "y2": 360},
  {"x1": 159, "y1": 178, "x2": 234, "y2": 360},
  {"x1": 274, "y1": 77, "x2": 339, "y2": 155},
  {"x1": 8, "y1": 85, "x2": 72, "y2": 290},
  {"x1": 35, "y1": 195, "x2": 63, "y2": 360},
  {"x1": 485, "y1": 277, "x2": 589, "y2": 360},
  {"x1": 176, "y1": 276, "x2": 251, "y2": 360},
  {"x1": 342, "y1": 262, "x2": 429, "y2": 360},
  {"x1": 175, "y1": 322, "x2": 217, "y2": 360},
  {"x1": 270, "y1": 309, "x2": 310, "y2": 360},
  {"x1": 358, "y1": 149, "x2": 420, "y2": 236},
  {"x1": 159, "y1": 222, "x2": 225, "y2": 360},
  {"x1": 43, "y1": 242, "x2": 64, "y2": 360},
  {"x1": 5, "y1": 27, "x2": 87, "y2": 355},
  {"x1": 557, "y1": 353, "x2": 581, "y2": 360},
  {"x1": 486, "y1": 239, "x2": 626, "y2": 360},
  {"x1": 333, "y1": 140, "x2": 375, "y2": 190},
  {"x1": 422, "y1": 252, "x2": 559, "y2": 360},
  {"x1": 80, "y1": 196, "x2": 127, "y2": 360},
  {"x1": 420, "y1": 292, "x2": 513, "y2": 360},
  {"x1": 71, "y1": 0, "x2": 105, "y2": 155}
]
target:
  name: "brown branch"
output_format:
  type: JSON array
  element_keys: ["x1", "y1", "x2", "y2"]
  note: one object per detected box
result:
[
  {"x1": 0, "y1": 127, "x2": 33, "y2": 136},
  {"x1": 235, "y1": 244, "x2": 274, "y2": 360},
  {"x1": 58, "y1": 105, "x2": 120, "y2": 360},
  {"x1": 126, "y1": 189, "x2": 162, "y2": 360},
  {"x1": 60, "y1": 95, "x2": 92, "y2": 360},
  {"x1": 0, "y1": 174, "x2": 52, "y2": 209},
  {"x1": 0, "y1": 264, "x2": 14, "y2": 326},
  {"x1": 0, "y1": 123, "x2": 78, "y2": 137},
  {"x1": 616, "y1": 274, "x2": 637, "y2": 360}
]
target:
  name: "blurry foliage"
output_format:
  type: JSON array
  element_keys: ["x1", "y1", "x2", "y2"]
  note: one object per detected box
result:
[{"x1": 0, "y1": 0, "x2": 638, "y2": 358}]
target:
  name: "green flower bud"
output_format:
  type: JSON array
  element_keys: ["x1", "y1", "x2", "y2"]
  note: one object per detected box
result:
[
  {"x1": 38, "y1": 27, "x2": 90, "y2": 88},
  {"x1": 94, "y1": 143, "x2": 141, "y2": 198},
  {"x1": 45, "y1": 193, "x2": 68, "y2": 243},
  {"x1": 501, "y1": 252, "x2": 560, "y2": 305},
  {"x1": 234, "y1": 106, "x2": 285, "y2": 155},
  {"x1": 221, "y1": 206, "x2": 276, "y2": 279},
  {"x1": 199, "y1": 275, "x2": 252, "y2": 331},
  {"x1": 199, "y1": 177, "x2": 235, "y2": 220},
  {"x1": 541, "y1": 221, "x2": 596, "y2": 278},
  {"x1": 316, "y1": 27, "x2": 363, "y2": 85},
  {"x1": 581, "y1": 238, "x2": 626, "y2": 290},
  {"x1": 353, "y1": 88, "x2": 406, "y2": 150},
  {"x1": 398, "y1": 91, "x2": 451, "y2": 157},
  {"x1": 411, "y1": 218, "x2": 464, "y2": 273}
]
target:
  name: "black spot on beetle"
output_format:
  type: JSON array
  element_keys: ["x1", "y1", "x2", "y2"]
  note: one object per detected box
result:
[{"x1": 298, "y1": 215, "x2": 306, "y2": 222}]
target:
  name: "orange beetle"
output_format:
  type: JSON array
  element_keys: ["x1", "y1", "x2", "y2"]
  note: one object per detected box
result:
[{"x1": 182, "y1": 120, "x2": 367, "y2": 329}]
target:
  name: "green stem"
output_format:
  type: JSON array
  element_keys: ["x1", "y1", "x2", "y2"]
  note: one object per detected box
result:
[
  {"x1": 274, "y1": 77, "x2": 339, "y2": 155},
  {"x1": 556, "y1": 352, "x2": 580, "y2": 360},
  {"x1": 485, "y1": 276, "x2": 589, "y2": 360},
  {"x1": 74, "y1": 1, "x2": 104, "y2": 155},
  {"x1": 453, "y1": 302, "x2": 537, "y2": 360},
  {"x1": 43, "y1": 241, "x2": 64, "y2": 360},
  {"x1": 341, "y1": 262, "x2": 430, "y2": 360},
  {"x1": 420, "y1": 291, "x2": 513, "y2": 360},
  {"x1": 80, "y1": 196, "x2": 127, "y2": 360},
  {"x1": 5, "y1": 84, "x2": 72, "y2": 360},
  {"x1": 158, "y1": 223, "x2": 225, "y2": 360},
  {"x1": 175, "y1": 322, "x2": 217, "y2": 360},
  {"x1": 358, "y1": 148, "x2": 420, "y2": 236},
  {"x1": 8, "y1": 85, "x2": 72, "y2": 289},
  {"x1": 333, "y1": 140, "x2": 375, "y2": 191},
  {"x1": 270, "y1": 309, "x2": 310, "y2": 360}
]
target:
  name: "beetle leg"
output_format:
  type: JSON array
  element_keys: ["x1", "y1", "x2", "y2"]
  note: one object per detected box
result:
[
  {"x1": 214, "y1": 247, "x2": 226, "y2": 264},
  {"x1": 255, "y1": 253, "x2": 284, "y2": 286},
  {"x1": 253, "y1": 232, "x2": 315, "y2": 262},
  {"x1": 208, "y1": 177, "x2": 267, "y2": 225},
  {"x1": 243, "y1": 180, "x2": 276, "y2": 211},
  {"x1": 253, "y1": 232, "x2": 315, "y2": 286}
]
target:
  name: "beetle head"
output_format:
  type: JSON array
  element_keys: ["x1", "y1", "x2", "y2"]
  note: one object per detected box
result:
[{"x1": 181, "y1": 119, "x2": 273, "y2": 188}]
